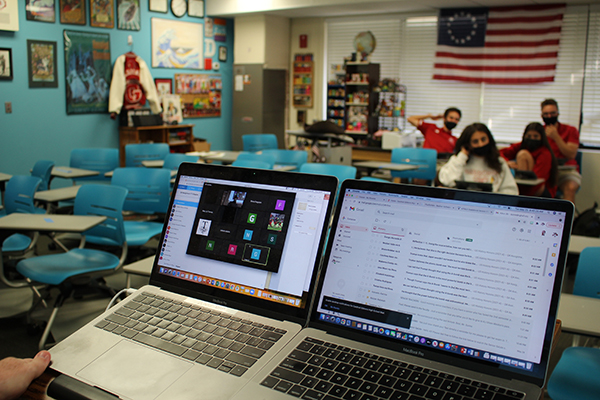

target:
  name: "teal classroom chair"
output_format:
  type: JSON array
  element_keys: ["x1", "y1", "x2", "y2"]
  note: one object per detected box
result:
[
  {"x1": 262, "y1": 149, "x2": 308, "y2": 171},
  {"x1": 16, "y1": 184, "x2": 128, "y2": 349},
  {"x1": 162, "y1": 153, "x2": 199, "y2": 171},
  {"x1": 70, "y1": 148, "x2": 119, "y2": 183},
  {"x1": 125, "y1": 143, "x2": 170, "y2": 167},
  {"x1": 0, "y1": 176, "x2": 43, "y2": 287},
  {"x1": 360, "y1": 176, "x2": 390, "y2": 183},
  {"x1": 31, "y1": 160, "x2": 54, "y2": 191},
  {"x1": 234, "y1": 152, "x2": 276, "y2": 169},
  {"x1": 390, "y1": 147, "x2": 437, "y2": 184},
  {"x1": 242, "y1": 134, "x2": 278, "y2": 152},
  {"x1": 547, "y1": 347, "x2": 600, "y2": 400},
  {"x1": 299, "y1": 163, "x2": 357, "y2": 184},
  {"x1": 232, "y1": 159, "x2": 272, "y2": 169},
  {"x1": 569, "y1": 246, "x2": 600, "y2": 346},
  {"x1": 110, "y1": 168, "x2": 171, "y2": 247}
]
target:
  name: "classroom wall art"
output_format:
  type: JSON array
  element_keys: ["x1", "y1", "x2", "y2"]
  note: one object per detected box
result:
[{"x1": 151, "y1": 18, "x2": 203, "y2": 69}]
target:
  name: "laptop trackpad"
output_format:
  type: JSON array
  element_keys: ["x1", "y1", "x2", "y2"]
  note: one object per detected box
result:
[{"x1": 77, "y1": 340, "x2": 192, "y2": 400}]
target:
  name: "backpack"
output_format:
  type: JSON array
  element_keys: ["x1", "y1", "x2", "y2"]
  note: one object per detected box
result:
[{"x1": 572, "y1": 202, "x2": 600, "y2": 237}]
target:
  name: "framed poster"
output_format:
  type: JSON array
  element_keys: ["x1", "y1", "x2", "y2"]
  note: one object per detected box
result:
[
  {"x1": 149, "y1": 0, "x2": 167, "y2": 13},
  {"x1": 0, "y1": 48, "x2": 13, "y2": 80},
  {"x1": 64, "y1": 30, "x2": 111, "y2": 114},
  {"x1": 155, "y1": 78, "x2": 172, "y2": 97},
  {"x1": 27, "y1": 40, "x2": 58, "y2": 88},
  {"x1": 162, "y1": 94, "x2": 183, "y2": 124},
  {"x1": 151, "y1": 18, "x2": 203, "y2": 69},
  {"x1": 0, "y1": 0, "x2": 19, "y2": 31},
  {"x1": 174, "y1": 73, "x2": 221, "y2": 118},
  {"x1": 117, "y1": 0, "x2": 140, "y2": 30},
  {"x1": 218, "y1": 46, "x2": 227, "y2": 62},
  {"x1": 90, "y1": 0, "x2": 114, "y2": 28},
  {"x1": 188, "y1": 0, "x2": 203, "y2": 18},
  {"x1": 26, "y1": 0, "x2": 56, "y2": 23},
  {"x1": 59, "y1": 0, "x2": 85, "y2": 25}
]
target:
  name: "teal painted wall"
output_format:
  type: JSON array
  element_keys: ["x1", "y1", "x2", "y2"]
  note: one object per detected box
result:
[{"x1": 0, "y1": 4, "x2": 233, "y2": 178}]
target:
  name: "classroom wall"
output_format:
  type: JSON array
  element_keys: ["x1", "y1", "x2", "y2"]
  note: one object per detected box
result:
[{"x1": 0, "y1": 5, "x2": 234, "y2": 178}]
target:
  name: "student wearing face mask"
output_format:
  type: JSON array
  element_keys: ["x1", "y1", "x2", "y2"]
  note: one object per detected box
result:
[
  {"x1": 438, "y1": 123, "x2": 518, "y2": 194},
  {"x1": 500, "y1": 122, "x2": 558, "y2": 197},
  {"x1": 407, "y1": 107, "x2": 461, "y2": 154},
  {"x1": 541, "y1": 98, "x2": 581, "y2": 204}
]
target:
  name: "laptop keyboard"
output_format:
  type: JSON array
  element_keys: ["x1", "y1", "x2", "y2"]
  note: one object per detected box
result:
[
  {"x1": 260, "y1": 337, "x2": 526, "y2": 400},
  {"x1": 94, "y1": 291, "x2": 287, "y2": 377}
]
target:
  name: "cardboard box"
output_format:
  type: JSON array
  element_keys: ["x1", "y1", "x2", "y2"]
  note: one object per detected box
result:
[{"x1": 193, "y1": 138, "x2": 211, "y2": 152}]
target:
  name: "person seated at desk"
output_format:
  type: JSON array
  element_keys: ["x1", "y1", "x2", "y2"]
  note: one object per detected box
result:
[
  {"x1": 541, "y1": 98, "x2": 581, "y2": 204},
  {"x1": 500, "y1": 122, "x2": 558, "y2": 197},
  {"x1": 407, "y1": 107, "x2": 461, "y2": 154},
  {"x1": 0, "y1": 350, "x2": 51, "y2": 400},
  {"x1": 438, "y1": 123, "x2": 518, "y2": 195}
]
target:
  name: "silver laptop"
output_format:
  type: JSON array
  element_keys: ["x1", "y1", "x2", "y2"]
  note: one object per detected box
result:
[
  {"x1": 48, "y1": 163, "x2": 338, "y2": 400},
  {"x1": 235, "y1": 179, "x2": 574, "y2": 400}
]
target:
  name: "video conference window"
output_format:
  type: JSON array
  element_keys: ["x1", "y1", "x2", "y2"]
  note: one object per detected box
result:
[{"x1": 186, "y1": 183, "x2": 296, "y2": 273}]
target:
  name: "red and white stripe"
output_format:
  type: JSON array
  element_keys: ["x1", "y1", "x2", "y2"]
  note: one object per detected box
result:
[{"x1": 433, "y1": 4, "x2": 565, "y2": 84}]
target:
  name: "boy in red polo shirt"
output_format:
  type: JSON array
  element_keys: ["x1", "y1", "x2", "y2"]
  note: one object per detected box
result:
[{"x1": 408, "y1": 107, "x2": 461, "y2": 154}]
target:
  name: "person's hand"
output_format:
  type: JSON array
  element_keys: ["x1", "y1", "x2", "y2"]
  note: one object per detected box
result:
[
  {"x1": 545, "y1": 124, "x2": 559, "y2": 141},
  {"x1": 430, "y1": 114, "x2": 443, "y2": 120},
  {"x1": 0, "y1": 351, "x2": 51, "y2": 400},
  {"x1": 460, "y1": 146, "x2": 470, "y2": 156},
  {"x1": 507, "y1": 160, "x2": 518, "y2": 169}
]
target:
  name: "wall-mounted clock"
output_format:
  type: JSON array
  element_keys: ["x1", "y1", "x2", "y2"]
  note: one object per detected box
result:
[{"x1": 171, "y1": 0, "x2": 187, "y2": 17}]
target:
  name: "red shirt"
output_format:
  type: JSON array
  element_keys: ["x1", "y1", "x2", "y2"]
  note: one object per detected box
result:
[
  {"x1": 500, "y1": 143, "x2": 556, "y2": 197},
  {"x1": 418, "y1": 122, "x2": 456, "y2": 154},
  {"x1": 545, "y1": 122, "x2": 579, "y2": 171}
]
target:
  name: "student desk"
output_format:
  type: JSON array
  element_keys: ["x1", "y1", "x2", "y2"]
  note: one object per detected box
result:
[
  {"x1": 187, "y1": 151, "x2": 240, "y2": 164},
  {"x1": 50, "y1": 167, "x2": 99, "y2": 185},
  {"x1": 123, "y1": 255, "x2": 155, "y2": 288},
  {"x1": 514, "y1": 178, "x2": 545, "y2": 186},
  {"x1": 568, "y1": 234, "x2": 600, "y2": 254},
  {"x1": 557, "y1": 293, "x2": 600, "y2": 338},
  {"x1": 354, "y1": 160, "x2": 421, "y2": 175},
  {"x1": 34, "y1": 186, "x2": 81, "y2": 212}
]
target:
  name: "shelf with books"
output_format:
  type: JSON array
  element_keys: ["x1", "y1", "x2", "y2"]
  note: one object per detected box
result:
[{"x1": 293, "y1": 54, "x2": 313, "y2": 108}]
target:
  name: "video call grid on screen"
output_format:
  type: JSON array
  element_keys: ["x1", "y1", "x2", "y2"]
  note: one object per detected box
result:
[
  {"x1": 186, "y1": 183, "x2": 296, "y2": 273},
  {"x1": 317, "y1": 188, "x2": 567, "y2": 369}
]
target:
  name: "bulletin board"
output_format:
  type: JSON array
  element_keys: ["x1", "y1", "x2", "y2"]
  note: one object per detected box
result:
[{"x1": 174, "y1": 73, "x2": 222, "y2": 118}]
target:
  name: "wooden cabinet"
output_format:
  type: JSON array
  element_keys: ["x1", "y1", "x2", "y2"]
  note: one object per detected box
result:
[
  {"x1": 118, "y1": 124, "x2": 195, "y2": 166},
  {"x1": 344, "y1": 62, "x2": 380, "y2": 141}
]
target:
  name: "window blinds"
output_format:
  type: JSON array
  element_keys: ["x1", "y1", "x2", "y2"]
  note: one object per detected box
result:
[{"x1": 326, "y1": 5, "x2": 592, "y2": 145}]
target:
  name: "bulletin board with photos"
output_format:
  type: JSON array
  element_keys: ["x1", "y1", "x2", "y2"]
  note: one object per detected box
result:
[{"x1": 174, "y1": 73, "x2": 222, "y2": 118}]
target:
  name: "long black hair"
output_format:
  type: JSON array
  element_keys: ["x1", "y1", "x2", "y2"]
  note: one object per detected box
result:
[
  {"x1": 522, "y1": 122, "x2": 558, "y2": 187},
  {"x1": 454, "y1": 123, "x2": 503, "y2": 173}
]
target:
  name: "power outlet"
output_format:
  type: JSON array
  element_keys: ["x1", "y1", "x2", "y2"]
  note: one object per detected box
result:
[{"x1": 5, "y1": 102, "x2": 12, "y2": 114}]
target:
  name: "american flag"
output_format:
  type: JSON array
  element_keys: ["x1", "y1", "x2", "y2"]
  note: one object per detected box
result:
[{"x1": 433, "y1": 4, "x2": 565, "y2": 84}]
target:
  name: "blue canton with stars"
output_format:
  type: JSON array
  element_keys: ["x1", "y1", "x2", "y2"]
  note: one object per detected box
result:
[{"x1": 438, "y1": 8, "x2": 489, "y2": 48}]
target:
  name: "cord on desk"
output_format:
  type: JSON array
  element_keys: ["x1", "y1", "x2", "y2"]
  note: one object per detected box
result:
[{"x1": 105, "y1": 288, "x2": 138, "y2": 311}]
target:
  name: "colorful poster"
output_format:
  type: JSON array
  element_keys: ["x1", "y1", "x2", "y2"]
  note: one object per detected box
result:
[
  {"x1": 90, "y1": 0, "x2": 114, "y2": 28},
  {"x1": 174, "y1": 73, "x2": 221, "y2": 118},
  {"x1": 27, "y1": 40, "x2": 58, "y2": 88},
  {"x1": 152, "y1": 18, "x2": 203, "y2": 69},
  {"x1": 117, "y1": 0, "x2": 140, "y2": 30},
  {"x1": 213, "y1": 18, "x2": 227, "y2": 42},
  {"x1": 59, "y1": 0, "x2": 85, "y2": 25},
  {"x1": 64, "y1": 30, "x2": 111, "y2": 114},
  {"x1": 26, "y1": 0, "x2": 56, "y2": 23}
]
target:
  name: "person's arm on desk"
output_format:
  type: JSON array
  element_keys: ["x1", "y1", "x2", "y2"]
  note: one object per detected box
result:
[{"x1": 0, "y1": 351, "x2": 51, "y2": 400}]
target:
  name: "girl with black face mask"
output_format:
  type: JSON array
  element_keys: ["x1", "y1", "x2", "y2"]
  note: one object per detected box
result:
[
  {"x1": 438, "y1": 123, "x2": 519, "y2": 195},
  {"x1": 500, "y1": 122, "x2": 558, "y2": 197}
]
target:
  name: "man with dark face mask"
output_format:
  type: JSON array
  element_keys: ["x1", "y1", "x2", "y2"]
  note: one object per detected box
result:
[
  {"x1": 541, "y1": 98, "x2": 580, "y2": 203},
  {"x1": 408, "y1": 107, "x2": 461, "y2": 154}
]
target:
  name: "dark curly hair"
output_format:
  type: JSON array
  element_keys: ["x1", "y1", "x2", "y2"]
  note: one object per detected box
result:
[
  {"x1": 522, "y1": 122, "x2": 558, "y2": 187},
  {"x1": 454, "y1": 123, "x2": 502, "y2": 174}
]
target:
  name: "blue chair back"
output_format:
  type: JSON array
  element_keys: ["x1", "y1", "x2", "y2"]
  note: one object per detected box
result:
[
  {"x1": 111, "y1": 168, "x2": 171, "y2": 214},
  {"x1": 299, "y1": 163, "x2": 356, "y2": 184},
  {"x1": 125, "y1": 143, "x2": 170, "y2": 167},
  {"x1": 235, "y1": 152, "x2": 276, "y2": 169},
  {"x1": 547, "y1": 347, "x2": 600, "y2": 400},
  {"x1": 573, "y1": 247, "x2": 600, "y2": 299},
  {"x1": 232, "y1": 160, "x2": 272, "y2": 170},
  {"x1": 75, "y1": 185, "x2": 128, "y2": 247},
  {"x1": 242, "y1": 134, "x2": 278, "y2": 152},
  {"x1": 262, "y1": 149, "x2": 308, "y2": 170},
  {"x1": 70, "y1": 148, "x2": 119, "y2": 183},
  {"x1": 163, "y1": 153, "x2": 199, "y2": 171},
  {"x1": 390, "y1": 148, "x2": 437, "y2": 182},
  {"x1": 360, "y1": 176, "x2": 389, "y2": 183},
  {"x1": 4, "y1": 176, "x2": 42, "y2": 214},
  {"x1": 31, "y1": 160, "x2": 54, "y2": 191}
]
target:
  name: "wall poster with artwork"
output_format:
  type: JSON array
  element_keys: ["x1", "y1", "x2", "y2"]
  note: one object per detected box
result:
[
  {"x1": 60, "y1": 0, "x2": 85, "y2": 25},
  {"x1": 64, "y1": 30, "x2": 111, "y2": 114},
  {"x1": 27, "y1": 40, "x2": 58, "y2": 88},
  {"x1": 26, "y1": 0, "x2": 56, "y2": 23},
  {"x1": 117, "y1": 0, "x2": 141, "y2": 30},
  {"x1": 174, "y1": 73, "x2": 221, "y2": 118},
  {"x1": 151, "y1": 18, "x2": 203, "y2": 69},
  {"x1": 90, "y1": 0, "x2": 114, "y2": 28},
  {"x1": 0, "y1": 48, "x2": 13, "y2": 80}
]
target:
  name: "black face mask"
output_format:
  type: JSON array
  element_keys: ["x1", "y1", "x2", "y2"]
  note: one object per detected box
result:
[
  {"x1": 470, "y1": 143, "x2": 492, "y2": 156},
  {"x1": 543, "y1": 116, "x2": 558, "y2": 125},
  {"x1": 522, "y1": 139, "x2": 542, "y2": 151},
  {"x1": 444, "y1": 121, "x2": 457, "y2": 130}
]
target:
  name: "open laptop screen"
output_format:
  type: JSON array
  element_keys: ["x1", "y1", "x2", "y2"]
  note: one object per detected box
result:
[
  {"x1": 314, "y1": 181, "x2": 573, "y2": 383},
  {"x1": 151, "y1": 163, "x2": 337, "y2": 322}
]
